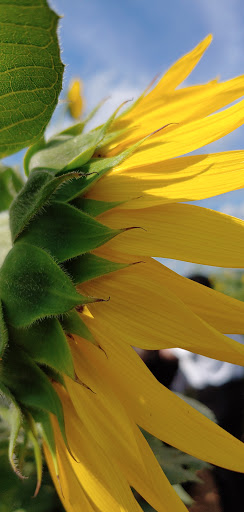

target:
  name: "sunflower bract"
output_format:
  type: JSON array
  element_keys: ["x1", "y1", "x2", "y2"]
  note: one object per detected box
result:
[{"x1": 2, "y1": 35, "x2": 244, "y2": 511}]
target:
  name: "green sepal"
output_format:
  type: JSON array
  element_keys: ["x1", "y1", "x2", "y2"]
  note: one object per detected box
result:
[
  {"x1": 8, "y1": 404, "x2": 23, "y2": 478},
  {"x1": 61, "y1": 310, "x2": 95, "y2": 343},
  {"x1": 9, "y1": 318, "x2": 75, "y2": 379},
  {"x1": 0, "y1": 300, "x2": 8, "y2": 357},
  {"x1": 26, "y1": 417, "x2": 43, "y2": 497},
  {"x1": 27, "y1": 130, "x2": 100, "y2": 174},
  {"x1": 0, "y1": 346, "x2": 67, "y2": 444},
  {"x1": 23, "y1": 137, "x2": 46, "y2": 177},
  {"x1": 31, "y1": 409, "x2": 59, "y2": 477},
  {"x1": 64, "y1": 253, "x2": 128, "y2": 285},
  {"x1": 0, "y1": 381, "x2": 23, "y2": 477},
  {"x1": 42, "y1": 366, "x2": 65, "y2": 388},
  {"x1": 73, "y1": 197, "x2": 124, "y2": 217},
  {"x1": 19, "y1": 202, "x2": 122, "y2": 263},
  {"x1": 59, "y1": 135, "x2": 149, "y2": 201},
  {"x1": 57, "y1": 122, "x2": 84, "y2": 137},
  {"x1": 96, "y1": 126, "x2": 132, "y2": 150},
  {"x1": 10, "y1": 169, "x2": 79, "y2": 241},
  {"x1": 28, "y1": 103, "x2": 122, "y2": 175},
  {"x1": 0, "y1": 165, "x2": 23, "y2": 212},
  {"x1": 0, "y1": 242, "x2": 91, "y2": 328}
]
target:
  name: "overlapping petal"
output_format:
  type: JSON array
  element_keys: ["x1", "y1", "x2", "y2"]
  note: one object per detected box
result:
[
  {"x1": 74, "y1": 335, "x2": 244, "y2": 472},
  {"x1": 116, "y1": 35, "x2": 212, "y2": 121},
  {"x1": 64, "y1": 344, "x2": 187, "y2": 512},
  {"x1": 98, "y1": 203, "x2": 244, "y2": 267},
  {"x1": 86, "y1": 150, "x2": 244, "y2": 209},
  {"x1": 79, "y1": 262, "x2": 244, "y2": 362},
  {"x1": 110, "y1": 76, "x2": 244, "y2": 151},
  {"x1": 94, "y1": 249, "x2": 244, "y2": 333},
  {"x1": 39, "y1": 35, "x2": 244, "y2": 512}
]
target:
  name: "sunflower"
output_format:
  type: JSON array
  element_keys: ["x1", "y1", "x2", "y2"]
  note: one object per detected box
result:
[
  {"x1": 2, "y1": 35, "x2": 244, "y2": 512},
  {"x1": 67, "y1": 79, "x2": 84, "y2": 120}
]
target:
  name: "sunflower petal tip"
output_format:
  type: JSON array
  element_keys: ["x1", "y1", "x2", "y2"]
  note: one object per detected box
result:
[{"x1": 74, "y1": 373, "x2": 96, "y2": 394}]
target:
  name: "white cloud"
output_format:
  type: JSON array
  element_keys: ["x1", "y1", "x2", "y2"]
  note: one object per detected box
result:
[
  {"x1": 83, "y1": 69, "x2": 146, "y2": 128},
  {"x1": 195, "y1": 0, "x2": 244, "y2": 77},
  {"x1": 219, "y1": 201, "x2": 244, "y2": 220}
]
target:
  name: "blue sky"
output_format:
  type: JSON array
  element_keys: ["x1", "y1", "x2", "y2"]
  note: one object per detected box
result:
[{"x1": 8, "y1": 0, "x2": 244, "y2": 276}]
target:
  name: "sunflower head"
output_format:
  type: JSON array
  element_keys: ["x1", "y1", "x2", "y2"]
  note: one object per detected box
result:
[{"x1": 2, "y1": 34, "x2": 244, "y2": 511}]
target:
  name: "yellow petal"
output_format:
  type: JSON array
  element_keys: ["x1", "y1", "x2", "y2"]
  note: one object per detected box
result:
[
  {"x1": 123, "y1": 35, "x2": 212, "y2": 118},
  {"x1": 84, "y1": 335, "x2": 244, "y2": 472},
  {"x1": 111, "y1": 76, "x2": 244, "y2": 150},
  {"x1": 65, "y1": 342, "x2": 187, "y2": 512},
  {"x1": 110, "y1": 97, "x2": 244, "y2": 166},
  {"x1": 55, "y1": 393, "x2": 141, "y2": 512},
  {"x1": 94, "y1": 249, "x2": 244, "y2": 334},
  {"x1": 99, "y1": 203, "x2": 244, "y2": 267},
  {"x1": 87, "y1": 150, "x2": 244, "y2": 209},
  {"x1": 80, "y1": 262, "x2": 244, "y2": 363},
  {"x1": 45, "y1": 440, "x2": 96, "y2": 512}
]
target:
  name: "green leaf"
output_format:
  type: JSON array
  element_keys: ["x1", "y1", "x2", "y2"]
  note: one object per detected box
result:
[
  {"x1": 19, "y1": 202, "x2": 122, "y2": 263},
  {"x1": 1, "y1": 346, "x2": 66, "y2": 438},
  {"x1": 9, "y1": 318, "x2": 75, "y2": 379},
  {"x1": 176, "y1": 393, "x2": 216, "y2": 423},
  {"x1": 73, "y1": 197, "x2": 124, "y2": 217},
  {"x1": 64, "y1": 253, "x2": 128, "y2": 285},
  {"x1": 10, "y1": 169, "x2": 78, "y2": 241},
  {"x1": 0, "y1": 299, "x2": 8, "y2": 357},
  {"x1": 0, "y1": 165, "x2": 23, "y2": 212},
  {"x1": 0, "y1": 0, "x2": 64, "y2": 158},
  {"x1": 0, "y1": 242, "x2": 91, "y2": 328},
  {"x1": 61, "y1": 309, "x2": 95, "y2": 343},
  {"x1": 143, "y1": 430, "x2": 209, "y2": 486}
]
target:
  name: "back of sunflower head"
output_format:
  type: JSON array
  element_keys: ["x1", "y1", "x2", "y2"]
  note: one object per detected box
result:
[{"x1": 0, "y1": 0, "x2": 142, "y2": 497}]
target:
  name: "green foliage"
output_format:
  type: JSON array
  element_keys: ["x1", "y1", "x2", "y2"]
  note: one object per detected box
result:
[
  {"x1": 27, "y1": 123, "x2": 109, "y2": 174},
  {"x1": 0, "y1": 413, "x2": 63, "y2": 512},
  {"x1": 59, "y1": 137, "x2": 148, "y2": 200},
  {"x1": 0, "y1": 242, "x2": 88, "y2": 328},
  {"x1": 1, "y1": 346, "x2": 64, "y2": 420},
  {"x1": 0, "y1": 300, "x2": 8, "y2": 357},
  {"x1": 61, "y1": 309, "x2": 95, "y2": 343},
  {"x1": 143, "y1": 430, "x2": 209, "y2": 487},
  {"x1": 212, "y1": 270, "x2": 244, "y2": 302},
  {"x1": 9, "y1": 319, "x2": 75, "y2": 378},
  {"x1": 138, "y1": 429, "x2": 210, "y2": 509},
  {"x1": 64, "y1": 253, "x2": 128, "y2": 285},
  {"x1": 18, "y1": 202, "x2": 122, "y2": 263},
  {"x1": 0, "y1": 0, "x2": 64, "y2": 158},
  {"x1": 0, "y1": 165, "x2": 23, "y2": 212},
  {"x1": 73, "y1": 197, "x2": 124, "y2": 217},
  {"x1": 10, "y1": 170, "x2": 78, "y2": 241}
]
